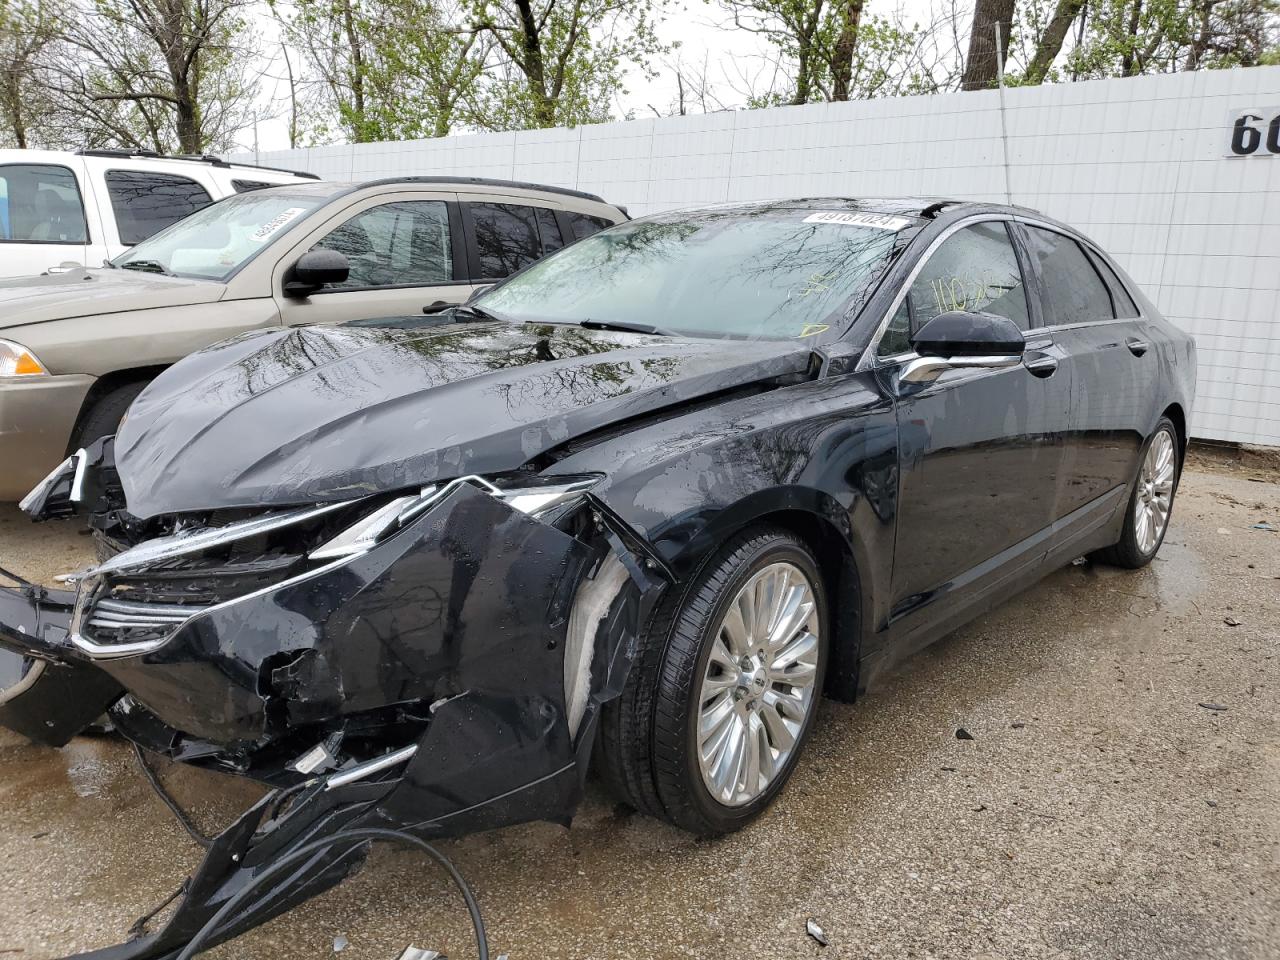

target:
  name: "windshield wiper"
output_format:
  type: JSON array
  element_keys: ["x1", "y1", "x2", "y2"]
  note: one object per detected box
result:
[
  {"x1": 423, "y1": 302, "x2": 505, "y2": 323},
  {"x1": 579, "y1": 319, "x2": 677, "y2": 337},
  {"x1": 119, "y1": 259, "x2": 172, "y2": 276}
]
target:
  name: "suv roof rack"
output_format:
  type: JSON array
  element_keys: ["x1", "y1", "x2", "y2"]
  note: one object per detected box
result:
[
  {"x1": 74, "y1": 149, "x2": 320, "y2": 181},
  {"x1": 364, "y1": 176, "x2": 607, "y2": 205}
]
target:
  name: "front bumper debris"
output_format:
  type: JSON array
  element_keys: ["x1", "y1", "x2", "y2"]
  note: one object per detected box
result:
[{"x1": 0, "y1": 476, "x2": 666, "y2": 959}]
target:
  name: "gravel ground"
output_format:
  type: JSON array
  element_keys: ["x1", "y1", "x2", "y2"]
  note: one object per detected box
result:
[{"x1": 0, "y1": 451, "x2": 1277, "y2": 960}]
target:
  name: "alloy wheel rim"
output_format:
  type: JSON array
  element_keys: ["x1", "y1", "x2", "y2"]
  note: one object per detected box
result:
[
  {"x1": 1135, "y1": 429, "x2": 1176, "y2": 554},
  {"x1": 695, "y1": 561, "x2": 821, "y2": 808}
]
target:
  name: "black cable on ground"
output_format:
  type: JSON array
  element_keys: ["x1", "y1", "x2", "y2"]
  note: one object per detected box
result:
[
  {"x1": 0, "y1": 563, "x2": 32, "y2": 588},
  {"x1": 133, "y1": 742, "x2": 213, "y2": 848},
  {"x1": 173, "y1": 826, "x2": 488, "y2": 960}
]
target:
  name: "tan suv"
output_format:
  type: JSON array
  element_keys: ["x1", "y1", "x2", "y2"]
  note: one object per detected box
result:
[{"x1": 0, "y1": 177, "x2": 627, "y2": 499}]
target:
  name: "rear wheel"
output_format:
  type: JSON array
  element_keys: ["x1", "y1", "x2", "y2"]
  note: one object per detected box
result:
[
  {"x1": 1093, "y1": 417, "x2": 1180, "y2": 569},
  {"x1": 597, "y1": 527, "x2": 828, "y2": 835}
]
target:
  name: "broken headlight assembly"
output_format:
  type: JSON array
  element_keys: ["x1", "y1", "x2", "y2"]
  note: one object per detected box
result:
[
  {"x1": 309, "y1": 474, "x2": 602, "y2": 561},
  {"x1": 67, "y1": 474, "x2": 603, "y2": 661}
]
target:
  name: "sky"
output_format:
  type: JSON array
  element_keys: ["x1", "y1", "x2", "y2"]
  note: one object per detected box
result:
[{"x1": 238, "y1": 0, "x2": 950, "y2": 153}]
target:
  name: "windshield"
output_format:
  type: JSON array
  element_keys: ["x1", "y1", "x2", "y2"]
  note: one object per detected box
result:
[
  {"x1": 478, "y1": 206, "x2": 910, "y2": 341},
  {"x1": 112, "y1": 192, "x2": 326, "y2": 281}
]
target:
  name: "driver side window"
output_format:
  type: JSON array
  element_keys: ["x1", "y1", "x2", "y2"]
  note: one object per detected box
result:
[
  {"x1": 878, "y1": 221, "x2": 1029, "y2": 357},
  {"x1": 312, "y1": 200, "x2": 453, "y2": 291}
]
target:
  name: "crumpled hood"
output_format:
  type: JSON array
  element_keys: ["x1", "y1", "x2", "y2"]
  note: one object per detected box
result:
[
  {"x1": 0, "y1": 267, "x2": 222, "y2": 328},
  {"x1": 115, "y1": 319, "x2": 816, "y2": 517}
]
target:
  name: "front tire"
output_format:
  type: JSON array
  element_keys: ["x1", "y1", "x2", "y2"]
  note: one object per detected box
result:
[
  {"x1": 598, "y1": 527, "x2": 828, "y2": 835},
  {"x1": 1093, "y1": 417, "x2": 1180, "y2": 569}
]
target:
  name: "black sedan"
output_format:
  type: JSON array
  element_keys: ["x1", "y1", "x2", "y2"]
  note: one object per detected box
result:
[{"x1": 0, "y1": 198, "x2": 1194, "y2": 959}]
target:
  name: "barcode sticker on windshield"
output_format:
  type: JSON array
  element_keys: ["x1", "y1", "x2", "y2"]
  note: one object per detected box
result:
[
  {"x1": 250, "y1": 207, "x2": 308, "y2": 243},
  {"x1": 803, "y1": 211, "x2": 911, "y2": 231}
]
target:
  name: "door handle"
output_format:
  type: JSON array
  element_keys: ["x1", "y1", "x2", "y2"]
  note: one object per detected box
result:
[
  {"x1": 1023, "y1": 354, "x2": 1058, "y2": 378},
  {"x1": 1126, "y1": 337, "x2": 1149, "y2": 357}
]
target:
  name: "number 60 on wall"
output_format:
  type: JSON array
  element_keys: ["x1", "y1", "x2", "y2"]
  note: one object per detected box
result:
[{"x1": 1228, "y1": 108, "x2": 1280, "y2": 156}]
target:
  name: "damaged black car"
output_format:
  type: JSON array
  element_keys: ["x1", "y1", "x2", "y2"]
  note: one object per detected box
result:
[{"x1": 0, "y1": 198, "x2": 1195, "y2": 958}]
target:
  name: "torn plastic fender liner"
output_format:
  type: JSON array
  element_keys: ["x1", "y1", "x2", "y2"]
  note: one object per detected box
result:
[{"x1": 0, "y1": 580, "x2": 123, "y2": 746}]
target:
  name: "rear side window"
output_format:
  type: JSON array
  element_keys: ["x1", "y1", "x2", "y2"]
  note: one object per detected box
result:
[
  {"x1": 1021, "y1": 226, "x2": 1114, "y2": 325},
  {"x1": 470, "y1": 203, "x2": 543, "y2": 278},
  {"x1": 106, "y1": 170, "x2": 213, "y2": 245},
  {"x1": 0, "y1": 164, "x2": 88, "y2": 244},
  {"x1": 313, "y1": 200, "x2": 453, "y2": 290},
  {"x1": 563, "y1": 211, "x2": 612, "y2": 241},
  {"x1": 1087, "y1": 250, "x2": 1140, "y2": 318},
  {"x1": 535, "y1": 207, "x2": 565, "y2": 254}
]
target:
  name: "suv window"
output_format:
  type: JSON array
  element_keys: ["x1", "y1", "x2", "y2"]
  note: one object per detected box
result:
[
  {"x1": 313, "y1": 200, "x2": 453, "y2": 290},
  {"x1": 470, "y1": 203, "x2": 543, "y2": 278},
  {"x1": 564, "y1": 211, "x2": 612, "y2": 241},
  {"x1": 535, "y1": 207, "x2": 565, "y2": 254},
  {"x1": 1021, "y1": 226, "x2": 1114, "y2": 325},
  {"x1": 231, "y1": 179, "x2": 274, "y2": 193},
  {"x1": 106, "y1": 170, "x2": 213, "y2": 245},
  {"x1": 879, "y1": 221, "x2": 1029, "y2": 357},
  {"x1": 0, "y1": 164, "x2": 88, "y2": 244}
]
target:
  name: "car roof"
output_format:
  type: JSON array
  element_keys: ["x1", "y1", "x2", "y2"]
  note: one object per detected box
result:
[{"x1": 642, "y1": 197, "x2": 1047, "y2": 221}]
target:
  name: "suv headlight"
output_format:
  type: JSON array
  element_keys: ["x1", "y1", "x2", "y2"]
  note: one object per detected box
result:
[
  {"x1": 0, "y1": 339, "x2": 49, "y2": 377},
  {"x1": 310, "y1": 474, "x2": 601, "y2": 561}
]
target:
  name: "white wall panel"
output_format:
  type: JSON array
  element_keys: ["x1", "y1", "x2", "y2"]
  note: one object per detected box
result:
[{"x1": 235, "y1": 65, "x2": 1280, "y2": 446}]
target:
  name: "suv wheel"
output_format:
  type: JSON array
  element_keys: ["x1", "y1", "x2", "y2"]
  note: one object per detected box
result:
[{"x1": 72, "y1": 381, "x2": 148, "y2": 451}]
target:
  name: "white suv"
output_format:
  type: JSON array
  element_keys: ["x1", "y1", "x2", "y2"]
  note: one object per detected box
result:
[{"x1": 0, "y1": 149, "x2": 319, "y2": 279}]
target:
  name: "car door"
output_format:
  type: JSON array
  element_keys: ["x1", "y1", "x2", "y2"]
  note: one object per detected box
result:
[
  {"x1": 0, "y1": 160, "x2": 92, "y2": 277},
  {"x1": 275, "y1": 193, "x2": 470, "y2": 326},
  {"x1": 877, "y1": 219, "x2": 1073, "y2": 638},
  {"x1": 1014, "y1": 223, "x2": 1161, "y2": 534}
]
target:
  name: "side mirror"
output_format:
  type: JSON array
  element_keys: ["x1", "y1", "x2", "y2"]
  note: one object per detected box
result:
[
  {"x1": 901, "y1": 311, "x2": 1025, "y2": 384},
  {"x1": 284, "y1": 249, "x2": 349, "y2": 298}
]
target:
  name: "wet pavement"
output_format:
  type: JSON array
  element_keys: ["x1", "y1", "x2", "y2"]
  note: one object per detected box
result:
[{"x1": 1, "y1": 452, "x2": 1277, "y2": 960}]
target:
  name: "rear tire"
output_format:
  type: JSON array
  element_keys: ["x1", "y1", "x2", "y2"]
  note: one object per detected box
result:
[
  {"x1": 1092, "y1": 417, "x2": 1180, "y2": 569},
  {"x1": 597, "y1": 526, "x2": 828, "y2": 835},
  {"x1": 72, "y1": 381, "x2": 149, "y2": 452}
]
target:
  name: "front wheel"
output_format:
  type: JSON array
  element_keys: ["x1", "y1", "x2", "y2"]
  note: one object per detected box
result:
[
  {"x1": 1093, "y1": 417, "x2": 1180, "y2": 569},
  {"x1": 597, "y1": 527, "x2": 828, "y2": 835}
]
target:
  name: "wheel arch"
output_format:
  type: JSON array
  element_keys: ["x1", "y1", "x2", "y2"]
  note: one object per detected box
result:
[
  {"x1": 1160, "y1": 402, "x2": 1187, "y2": 465},
  {"x1": 66, "y1": 364, "x2": 168, "y2": 453},
  {"x1": 664, "y1": 487, "x2": 868, "y2": 703}
]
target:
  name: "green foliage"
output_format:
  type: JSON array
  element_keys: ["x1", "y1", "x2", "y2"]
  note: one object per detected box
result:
[
  {"x1": 719, "y1": 0, "x2": 937, "y2": 104},
  {"x1": 466, "y1": 0, "x2": 669, "y2": 130}
]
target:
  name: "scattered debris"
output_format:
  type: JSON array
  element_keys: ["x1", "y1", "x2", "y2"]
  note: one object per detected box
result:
[
  {"x1": 333, "y1": 935, "x2": 349, "y2": 953},
  {"x1": 1223, "y1": 616, "x2": 1241, "y2": 627},
  {"x1": 1198, "y1": 703, "x2": 1229, "y2": 712},
  {"x1": 397, "y1": 949, "x2": 443, "y2": 960},
  {"x1": 1010, "y1": 722, "x2": 1025, "y2": 729},
  {"x1": 1251, "y1": 522, "x2": 1276, "y2": 532},
  {"x1": 956, "y1": 728, "x2": 975, "y2": 740},
  {"x1": 973, "y1": 804, "x2": 988, "y2": 812},
  {"x1": 30, "y1": 831, "x2": 49, "y2": 840},
  {"x1": 1206, "y1": 800, "x2": 1218, "y2": 807},
  {"x1": 806, "y1": 918, "x2": 829, "y2": 947}
]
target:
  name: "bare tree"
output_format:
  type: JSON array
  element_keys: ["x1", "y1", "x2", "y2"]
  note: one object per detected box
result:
[
  {"x1": 38, "y1": 0, "x2": 260, "y2": 152},
  {"x1": 0, "y1": 0, "x2": 61, "y2": 147},
  {"x1": 960, "y1": 0, "x2": 1015, "y2": 89}
]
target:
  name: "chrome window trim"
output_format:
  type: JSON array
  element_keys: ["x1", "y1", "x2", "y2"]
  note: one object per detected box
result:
[
  {"x1": 1010, "y1": 216, "x2": 1149, "y2": 328},
  {"x1": 859, "y1": 212, "x2": 1147, "y2": 371},
  {"x1": 857, "y1": 213, "x2": 1020, "y2": 372}
]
